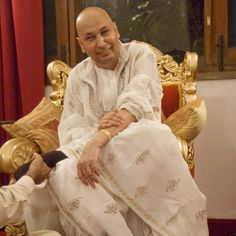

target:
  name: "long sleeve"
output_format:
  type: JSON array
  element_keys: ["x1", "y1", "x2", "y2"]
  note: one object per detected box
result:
[
  {"x1": 116, "y1": 44, "x2": 163, "y2": 121},
  {"x1": 57, "y1": 69, "x2": 97, "y2": 157},
  {"x1": 0, "y1": 176, "x2": 35, "y2": 227},
  {"x1": 57, "y1": 42, "x2": 163, "y2": 158}
]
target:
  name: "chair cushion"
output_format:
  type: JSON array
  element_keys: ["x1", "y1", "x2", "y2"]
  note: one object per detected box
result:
[
  {"x1": 2, "y1": 97, "x2": 61, "y2": 153},
  {"x1": 164, "y1": 98, "x2": 207, "y2": 141},
  {"x1": 161, "y1": 83, "x2": 183, "y2": 118}
]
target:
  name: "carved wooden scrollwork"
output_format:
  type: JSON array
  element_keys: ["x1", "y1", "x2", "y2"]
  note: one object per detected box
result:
[
  {"x1": 186, "y1": 141, "x2": 195, "y2": 170},
  {"x1": 135, "y1": 40, "x2": 198, "y2": 106},
  {"x1": 46, "y1": 60, "x2": 72, "y2": 110},
  {"x1": 5, "y1": 221, "x2": 28, "y2": 236},
  {"x1": 0, "y1": 138, "x2": 40, "y2": 173}
]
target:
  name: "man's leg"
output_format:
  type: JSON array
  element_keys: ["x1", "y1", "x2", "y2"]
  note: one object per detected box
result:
[{"x1": 48, "y1": 158, "x2": 133, "y2": 236}]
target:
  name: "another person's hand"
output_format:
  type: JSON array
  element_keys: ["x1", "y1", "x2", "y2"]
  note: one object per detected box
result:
[
  {"x1": 77, "y1": 142, "x2": 100, "y2": 188},
  {"x1": 26, "y1": 153, "x2": 51, "y2": 184},
  {"x1": 97, "y1": 109, "x2": 124, "y2": 130}
]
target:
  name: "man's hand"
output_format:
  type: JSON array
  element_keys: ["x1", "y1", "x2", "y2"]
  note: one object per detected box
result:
[
  {"x1": 77, "y1": 142, "x2": 100, "y2": 188},
  {"x1": 78, "y1": 109, "x2": 136, "y2": 188},
  {"x1": 97, "y1": 109, "x2": 124, "y2": 130},
  {"x1": 26, "y1": 153, "x2": 51, "y2": 184}
]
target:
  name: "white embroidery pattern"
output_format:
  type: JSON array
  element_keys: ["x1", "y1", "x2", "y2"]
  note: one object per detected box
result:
[
  {"x1": 136, "y1": 149, "x2": 150, "y2": 165},
  {"x1": 68, "y1": 197, "x2": 82, "y2": 211},
  {"x1": 196, "y1": 209, "x2": 207, "y2": 221},
  {"x1": 166, "y1": 178, "x2": 180, "y2": 192},
  {"x1": 135, "y1": 185, "x2": 149, "y2": 198},
  {"x1": 106, "y1": 152, "x2": 117, "y2": 165},
  {"x1": 104, "y1": 203, "x2": 118, "y2": 215}
]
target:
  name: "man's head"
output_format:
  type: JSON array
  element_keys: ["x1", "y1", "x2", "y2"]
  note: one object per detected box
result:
[{"x1": 76, "y1": 7, "x2": 120, "y2": 70}]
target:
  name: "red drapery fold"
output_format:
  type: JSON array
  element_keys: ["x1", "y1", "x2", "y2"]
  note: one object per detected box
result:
[{"x1": 0, "y1": 0, "x2": 44, "y2": 185}]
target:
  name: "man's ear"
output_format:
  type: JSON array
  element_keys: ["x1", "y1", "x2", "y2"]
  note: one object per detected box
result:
[
  {"x1": 113, "y1": 22, "x2": 120, "y2": 39},
  {"x1": 76, "y1": 37, "x2": 85, "y2": 53}
]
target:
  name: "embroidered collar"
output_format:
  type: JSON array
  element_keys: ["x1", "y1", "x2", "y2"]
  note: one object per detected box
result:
[{"x1": 80, "y1": 42, "x2": 129, "y2": 86}]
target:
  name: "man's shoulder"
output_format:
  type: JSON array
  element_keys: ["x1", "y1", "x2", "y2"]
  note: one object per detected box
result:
[
  {"x1": 69, "y1": 57, "x2": 93, "y2": 80},
  {"x1": 123, "y1": 41, "x2": 154, "y2": 57},
  {"x1": 72, "y1": 57, "x2": 91, "y2": 72}
]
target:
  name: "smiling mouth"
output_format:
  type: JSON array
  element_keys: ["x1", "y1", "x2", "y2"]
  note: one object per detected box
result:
[{"x1": 97, "y1": 48, "x2": 111, "y2": 55}]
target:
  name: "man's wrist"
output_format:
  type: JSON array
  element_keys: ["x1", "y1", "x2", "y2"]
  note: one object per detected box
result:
[{"x1": 99, "y1": 129, "x2": 112, "y2": 140}]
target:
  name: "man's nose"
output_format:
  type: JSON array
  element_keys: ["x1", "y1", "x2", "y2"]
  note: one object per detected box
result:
[{"x1": 97, "y1": 35, "x2": 106, "y2": 47}]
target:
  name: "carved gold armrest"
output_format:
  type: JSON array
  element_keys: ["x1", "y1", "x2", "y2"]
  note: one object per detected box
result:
[
  {"x1": 0, "y1": 138, "x2": 40, "y2": 173},
  {"x1": 176, "y1": 136, "x2": 194, "y2": 170},
  {"x1": 47, "y1": 60, "x2": 71, "y2": 110}
]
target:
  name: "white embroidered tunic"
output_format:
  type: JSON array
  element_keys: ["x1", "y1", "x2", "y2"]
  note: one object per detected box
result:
[
  {"x1": 95, "y1": 65, "x2": 119, "y2": 112},
  {"x1": 58, "y1": 42, "x2": 163, "y2": 158},
  {"x1": 25, "y1": 42, "x2": 209, "y2": 236}
]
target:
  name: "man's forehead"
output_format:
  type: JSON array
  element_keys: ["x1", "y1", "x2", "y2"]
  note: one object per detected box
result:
[
  {"x1": 78, "y1": 20, "x2": 114, "y2": 37},
  {"x1": 85, "y1": 24, "x2": 112, "y2": 34}
]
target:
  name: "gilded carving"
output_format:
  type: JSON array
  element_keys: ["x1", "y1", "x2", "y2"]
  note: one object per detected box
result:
[
  {"x1": 185, "y1": 141, "x2": 194, "y2": 170},
  {"x1": 135, "y1": 40, "x2": 198, "y2": 105},
  {"x1": 46, "y1": 60, "x2": 71, "y2": 110},
  {"x1": 0, "y1": 138, "x2": 40, "y2": 173},
  {"x1": 5, "y1": 221, "x2": 28, "y2": 236}
]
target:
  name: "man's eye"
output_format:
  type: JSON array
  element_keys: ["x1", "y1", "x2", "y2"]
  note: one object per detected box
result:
[
  {"x1": 86, "y1": 36, "x2": 95, "y2": 41},
  {"x1": 102, "y1": 30, "x2": 109, "y2": 35}
]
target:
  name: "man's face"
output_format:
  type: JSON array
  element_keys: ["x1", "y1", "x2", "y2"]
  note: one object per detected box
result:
[{"x1": 77, "y1": 14, "x2": 120, "y2": 70}]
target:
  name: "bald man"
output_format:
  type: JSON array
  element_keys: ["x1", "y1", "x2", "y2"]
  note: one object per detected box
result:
[{"x1": 26, "y1": 7, "x2": 208, "y2": 236}]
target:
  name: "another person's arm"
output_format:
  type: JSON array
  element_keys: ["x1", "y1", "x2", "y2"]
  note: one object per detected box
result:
[{"x1": 0, "y1": 154, "x2": 51, "y2": 227}]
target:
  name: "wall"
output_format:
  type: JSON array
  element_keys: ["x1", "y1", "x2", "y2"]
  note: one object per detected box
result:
[{"x1": 195, "y1": 78, "x2": 236, "y2": 219}]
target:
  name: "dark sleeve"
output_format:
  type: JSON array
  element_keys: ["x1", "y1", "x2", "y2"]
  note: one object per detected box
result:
[{"x1": 13, "y1": 151, "x2": 68, "y2": 180}]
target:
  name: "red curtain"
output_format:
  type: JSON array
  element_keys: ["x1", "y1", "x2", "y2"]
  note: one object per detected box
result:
[{"x1": 0, "y1": 0, "x2": 44, "y2": 185}]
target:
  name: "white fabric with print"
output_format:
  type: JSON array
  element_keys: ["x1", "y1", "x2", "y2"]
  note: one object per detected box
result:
[{"x1": 24, "y1": 42, "x2": 209, "y2": 236}]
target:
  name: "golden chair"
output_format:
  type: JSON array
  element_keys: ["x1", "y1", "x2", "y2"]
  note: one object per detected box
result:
[{"x1": 0, "y1": 42, "x2": 207, "y2": 235}]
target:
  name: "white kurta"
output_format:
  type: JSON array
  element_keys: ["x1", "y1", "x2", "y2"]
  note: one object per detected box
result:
[
  {"x1": 25, "y1": 42, "x2": 209, "y2": 236},
  {"x1": 0, "y1": 176, "x2": 34, "y2": 227},
  {"x1": 0, "y1": 176, "x2": 61, "y2": 236}
]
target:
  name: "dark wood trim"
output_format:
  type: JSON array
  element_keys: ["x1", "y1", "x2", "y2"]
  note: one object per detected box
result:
[
  {"x1": 68, "y1": 0, "x2": 78, "y2": 67},
  {"x1": 213, "y1": 0, "x2": 228, "y2": 65},
  {"x1": 55, "y1": 0, "x2": 70, "y2": 64},
  {"x1": 204, "y1": 0, "x2": 213, "y2": 65}
]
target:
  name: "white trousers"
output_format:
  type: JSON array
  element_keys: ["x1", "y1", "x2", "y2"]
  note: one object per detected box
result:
[{"x1": 25, "y1": 120, "x2": 209, "y2": 236}]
